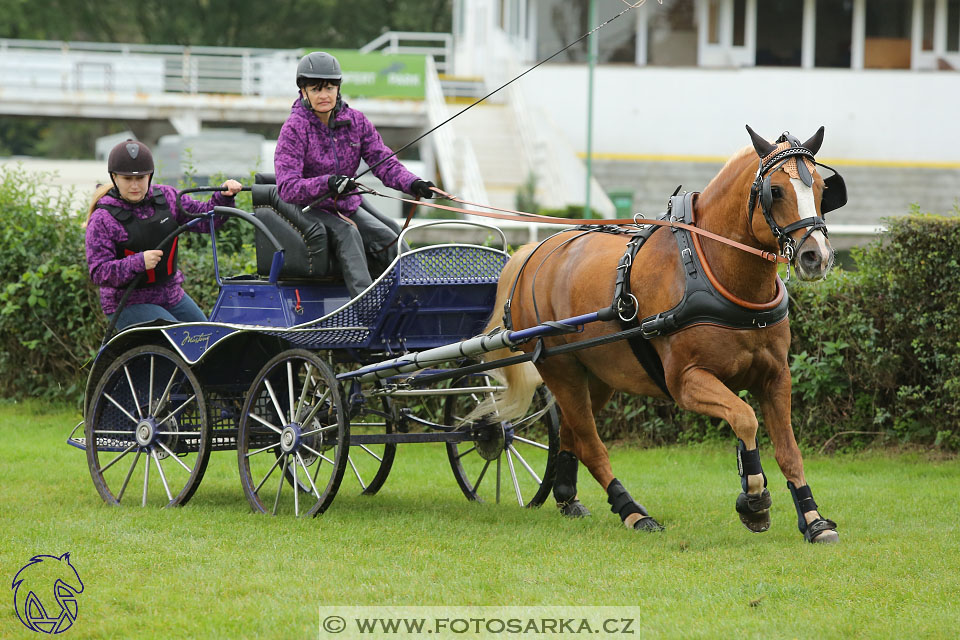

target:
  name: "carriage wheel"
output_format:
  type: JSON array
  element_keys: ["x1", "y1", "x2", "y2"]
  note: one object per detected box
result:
[
  {"x1": 85, "y1": 345, "x2": 209, "y2": 507},
  {"x1": 237, "y1": 349, "x2": 348, "y2": 517},
  {"x1": 444, "y1": 374, "x2": 559, "y2": 506},
  {"x1": 345, "y1": 387, "x2": 397, "y2": 496}
]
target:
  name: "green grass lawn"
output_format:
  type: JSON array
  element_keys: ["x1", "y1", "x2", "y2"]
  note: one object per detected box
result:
[{"x1": 2, "y1": 399, "x2": 958, "y2": 639}]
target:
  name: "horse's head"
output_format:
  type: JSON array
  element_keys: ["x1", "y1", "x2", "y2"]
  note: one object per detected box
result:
[{"x1": 744, "y1": 125, "x2": 846, "y2": 280}]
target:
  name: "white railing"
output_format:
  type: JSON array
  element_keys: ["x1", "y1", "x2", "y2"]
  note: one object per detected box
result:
[
  {"x1": 424, "y1": 56, "x2": 489, "y2": 209},
  {"x1": 0, "y1": 38, "x2": 299, "y2": 97},
  {"x1": 360, "y1": 32, "x2": 453, "y2": 74}
]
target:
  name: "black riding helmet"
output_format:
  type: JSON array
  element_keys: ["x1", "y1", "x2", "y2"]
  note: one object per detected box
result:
[
  {"x1": 296, "y1": 51, "x2": 342, "y2": 88},
  {"x1": 107, "y1": 140, "x2": 154, "y2": 202}
]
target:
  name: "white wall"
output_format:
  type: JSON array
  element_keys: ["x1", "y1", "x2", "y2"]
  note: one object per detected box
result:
[{"x1": 519, "y1": 65, "x2": 960, "y2": 164}]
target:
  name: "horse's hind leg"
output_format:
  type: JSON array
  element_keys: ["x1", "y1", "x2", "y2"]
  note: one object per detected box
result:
[
  {"x1": 540, "y1": 361, "x2": 662, "y2": 531},
  {"x1": 553, "y1": 374, "x2": 615, "y2": 518},
  {"x1": 673, "y1": 368, "x2": 773, "y2": 532},
  {"x1": 759, "y1": 375, "x2": 839, "y2": 544}
]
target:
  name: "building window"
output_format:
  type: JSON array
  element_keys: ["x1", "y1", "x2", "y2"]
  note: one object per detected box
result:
[
  {"x1": 536, "y1": 0, "x2": 637, "y2": 63},
  {"x1": 707, "y1": 0, "x2": 721, "y2": 44},
  {"x1": 756, "y1": 0, "x2": 803, "y2": 66},
  {"x1": 864, "y1": 0, "x2": 912, "y2": 68},
  {"x1": 949, "y1": 0, "x2": 960, "y2": 51},
  {"x1": 922, "y1": 0, "x2": 935, "y2": 51},
  {"x1": 646, "y1": 0, "x2": 697, "y2": 66},
  {"x1": 732, "y1": 0, "x2": 747, "y2": 47},
  {"x1": 816, "y1": 0, "x2": 853, "y2": 67}
]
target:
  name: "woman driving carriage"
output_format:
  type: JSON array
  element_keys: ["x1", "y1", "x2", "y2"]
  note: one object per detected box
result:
[
  {"x1": 274, "y1": 51, "x2": 436, "y2": 298},
  {"x1": 84, "y1": 140, "x2": 242, "y2": 330}
]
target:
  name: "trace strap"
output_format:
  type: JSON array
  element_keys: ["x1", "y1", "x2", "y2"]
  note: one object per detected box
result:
[{"x1": 366, "y1": 185, "x2": 789, "y2": 265}]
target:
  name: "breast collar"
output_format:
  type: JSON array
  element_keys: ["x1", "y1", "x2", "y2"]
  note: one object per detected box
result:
[{"x1": 616, "y1": 191, "x2": 789, "y2": 339}]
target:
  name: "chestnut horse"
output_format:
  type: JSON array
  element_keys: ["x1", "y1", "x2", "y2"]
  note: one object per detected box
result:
[{"x1": 480, "y1": 126, "x2": 843, "y2": 543}]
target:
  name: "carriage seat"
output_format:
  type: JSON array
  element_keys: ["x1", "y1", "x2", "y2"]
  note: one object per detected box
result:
[
  {"x1": 252, "y1": 172, "x2": 405, "y2": 280},
  {"x1": 252, "y1": 172, "x2": 338, "y2": 279}
]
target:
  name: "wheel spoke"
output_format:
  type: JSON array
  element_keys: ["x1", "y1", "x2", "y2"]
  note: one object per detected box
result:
[
  {"x1": 117, "y1": 450, "x2": 142, "y2": 503},
  {"x1": 245, "y1": 441, "x2": 282, "y2": 458},
  {"x1": 248, "y1": 411, "x2": 282, "y2": 434},
  {"x1": 295, "y1": 363, "x2": 313, "y2": 421},
  {"x1": 152, "y1": 449, "x2": 173, "y2": 502},
  {"x1": 253, "y1": 453, "x2": 284, "y2": 495},
  {"x1": 347, "y1": 455, "x2": 367, "y2": 491},
  {"x1": 286, "y1": 361, "x2": 297, "y2": 424},
  {"x1": 473, "y1": 459, "x2": 491, "y2": 494},
  {"x1": 301, "y1": 444, "x2": 335, "y2": 466},
  {"x1": 142, "y1": 453, "x2": 150, "y2": 507},
  {"x1": 300, "y1": 389, "x2": 332, "y2": 427},
  {"x1": 292, "y1": 453, "x2": 300, "y2": 517},
  {"x1": 506, "y1": 448, "x2": 523, "y2": 506},
  {"x1": 357, "y1": 444, "x2": 382, "y2": 462},
  {"x1": 272, "y1": 454, "x2": 288, "y2": 515},
  {"x1": 155, "y1": 394, "x2": 197, "y2": 427},
  {"x1": 511, "y1": 435, "x2": 549, "y2": 451},
  {"x1": 455, "y1": 445, "x2": 477, "y2": 460},
  {"x1": 299, "y1": 423, "x2": 339, "y2": 438},
  {"x1": 155, "y1": 367, "x2": 179, "y2": 413},
  {"x1": 264, "y1": 379, "x2": 286, "y2": 427},
  {"x1": 124, "y1": 365, "x2": 142, "y2": 419},
  {"x1": 296, "y1": 452, "x2": 322, "y2": 499},
  {"x1": 148, "y1": 356, "x2": 155, "y2": 415},
  {"x1": 97, "y1": 442, "x2": 138, "y2": 473},
  {"x1": 156, "y1": 440, "x2": 193, "y2": 473},
  {"x1": 508, "y1": 443, "x2": 542, "y2": 485},
  {"x1": 496, "y1": 456, "x2": 501, "y2": 504},
  {"x1": 104, "y1": 392, "x2": 139, "y2": 425}
]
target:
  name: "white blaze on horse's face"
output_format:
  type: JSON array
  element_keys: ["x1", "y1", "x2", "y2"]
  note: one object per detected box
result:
[{"x1": 789, "y1": 177, "x2": 834, "y2": 281}]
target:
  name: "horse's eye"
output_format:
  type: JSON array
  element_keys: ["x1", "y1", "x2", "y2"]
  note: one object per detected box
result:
[{"x1": 770, "y1": 186, "x2": 784, "y2": 199}]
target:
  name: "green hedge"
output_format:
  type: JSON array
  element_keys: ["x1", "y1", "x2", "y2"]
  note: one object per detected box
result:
[{"x1": 1, "y1": 165, "x2": 957, "y2": 450}]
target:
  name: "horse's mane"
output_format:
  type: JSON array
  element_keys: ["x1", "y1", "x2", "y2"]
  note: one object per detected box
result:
[{"x1": 702, "y1": 146, "x2": 755, "y2": 196}]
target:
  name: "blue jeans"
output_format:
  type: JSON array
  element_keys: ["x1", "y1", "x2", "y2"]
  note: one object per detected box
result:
[{"x1": 109, "y1": 293, "x2": 207, "y2": 330}]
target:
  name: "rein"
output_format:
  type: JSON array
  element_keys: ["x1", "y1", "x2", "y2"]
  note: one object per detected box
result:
[{"x1": 359, "y1": 184, "x2": 790, "y2": 265}]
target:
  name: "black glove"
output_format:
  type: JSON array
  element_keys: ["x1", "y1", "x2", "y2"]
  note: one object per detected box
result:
[
  {"x1": 411, "y1": 179, "x2": 436, "y2": 199},
  {"x1": 328, "y1": 174, "x2": 357, "y2": 195}
]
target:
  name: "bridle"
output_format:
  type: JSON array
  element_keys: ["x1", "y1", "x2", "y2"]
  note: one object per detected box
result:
[{"x1": 746, "y1": 134, "x2": 842, "y2": 262}]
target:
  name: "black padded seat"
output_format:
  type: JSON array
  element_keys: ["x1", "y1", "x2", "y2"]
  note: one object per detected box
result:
[
  {"x1": 251, "y1": 172, "x2": 405, "y2": 280},
  {"x1": 252, "y1": 173, "x2": 338, "y2": 279}
]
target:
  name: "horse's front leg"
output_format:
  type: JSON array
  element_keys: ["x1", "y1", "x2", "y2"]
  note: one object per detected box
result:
[
  {"x1": 673, "y1": 367, "x2": 773, "y2": 533},
  {"x1": 538, "y1": 360, "x2": 662, "y2": 531},
  {"x1": 759, "y1": 372, "x2": 839, "y2": 544}
]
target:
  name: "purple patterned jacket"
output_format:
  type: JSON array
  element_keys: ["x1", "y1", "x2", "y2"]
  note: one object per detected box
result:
[
  {"x1": 274, "y1": 99, "x2": 420, "y2": 214},
  {"x1": 85, "y1": 183, "x2": 232, "y2": 314}
]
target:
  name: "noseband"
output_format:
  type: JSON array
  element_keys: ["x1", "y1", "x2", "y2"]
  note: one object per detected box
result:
[{"x1": 747, "y1": 134, "x2": 839, "y2": 261}]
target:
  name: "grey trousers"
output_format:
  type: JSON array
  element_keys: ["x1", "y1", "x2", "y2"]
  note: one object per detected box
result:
[{"x1": 324, "y1": 208, "x2": 400, "y2": 297}]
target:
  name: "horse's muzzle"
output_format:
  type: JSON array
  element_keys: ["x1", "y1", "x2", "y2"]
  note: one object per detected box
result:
[{"x1": 795, "y1": 231, "x2": 834, "y2": 281}]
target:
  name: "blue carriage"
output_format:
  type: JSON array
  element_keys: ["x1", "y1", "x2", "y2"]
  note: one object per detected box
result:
[{"x1": 70, "y1": 181, "x2": 559, "y2": 516}]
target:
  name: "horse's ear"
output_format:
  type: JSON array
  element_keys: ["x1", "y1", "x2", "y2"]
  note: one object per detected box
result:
[
  {"x1": 802, "y1": 126, "x2": 825, "y2": 155},
  {"x1": 745, "y1": 125, "x2": 777, "y2": 158}
]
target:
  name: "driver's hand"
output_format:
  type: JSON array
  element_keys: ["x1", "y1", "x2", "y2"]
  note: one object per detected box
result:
[
  {"x1": 220, "y1": 179, "x2": 243, "y2": 196},
  {"x1": 143, "y1": 250, "x2": 163, "y2": 270}
]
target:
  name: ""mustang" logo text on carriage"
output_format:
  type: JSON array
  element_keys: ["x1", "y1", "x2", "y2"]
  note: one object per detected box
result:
[{"x1": 180, "y1": 331, "x2": 213, "y2": 351}]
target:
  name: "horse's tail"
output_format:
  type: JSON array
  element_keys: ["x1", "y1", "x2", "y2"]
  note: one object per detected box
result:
[{"x1": 464, "y1": 244, "x2": 543, "y2": 423}]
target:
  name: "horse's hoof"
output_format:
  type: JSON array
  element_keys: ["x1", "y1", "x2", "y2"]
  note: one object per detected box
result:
[
  {"x1": 804, "y1": 518, "x2": 839, "y2": 544},
  {"x1": 736, "y1": 490, "x2": 772, "y2": 533},
  {"x1": 631, "y1": 515, "x2": 664, "y2": 532},
  {"x1": 558, "y1": 499, "x2": 591, "y2": 518}
]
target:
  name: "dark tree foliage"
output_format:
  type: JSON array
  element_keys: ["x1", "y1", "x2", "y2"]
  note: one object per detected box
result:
[{"x1": 0, "y1": 0, "x2": 452, "y2": 48}]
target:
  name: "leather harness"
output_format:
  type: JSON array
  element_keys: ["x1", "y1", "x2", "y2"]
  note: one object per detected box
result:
[{"x1": 613, "y1": 191, "x2": 790, "y2": 399}]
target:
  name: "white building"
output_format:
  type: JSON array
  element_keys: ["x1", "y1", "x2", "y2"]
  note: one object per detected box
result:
[{"x1": 450, "y1": 0, "x2": 960, "y2": 225}]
